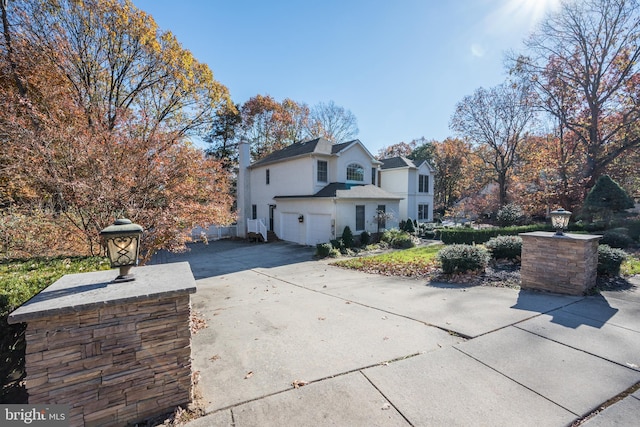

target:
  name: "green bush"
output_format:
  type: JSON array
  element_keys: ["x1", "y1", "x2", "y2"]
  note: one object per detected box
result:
[
  {"x1": 328, "y1": 248, "x2": 341, "y2": 258},
  {"x1": 315, "y1": 243, "x2": 333, "y2": 258},
  {"x1": 341, "y1": 226, "x2": 354, "y2": 249},
  {"x1": 496, "y1": 203, "x2": 524, "y2": 227},
  {"x1": 360, "y1": 231, "x2": 371, "y2": 246},
  {"x1": 439, "y1": 225, "x2": 550, "y2": 245},
  {"x1": 381, "y1": 229, "x2": 415, "y2": 249},
  {"x1": 600, "y1": 230, "x2": 634, "y2": 249},
  {"x1": 330, "y1": 239, "x2": 344, "y2": 251},
  {"x1": 485, "y1": 235, "x2": 523, "y2": 260},
  {"x1": 597, "y1": 244, "x2": 627, "y2": 276},
  {"x1": 437, "y1": 244, "x2": 490, "y2": 274},
  {"x1": 403, "y1": 218, "x2": 416, "y2": 233}
]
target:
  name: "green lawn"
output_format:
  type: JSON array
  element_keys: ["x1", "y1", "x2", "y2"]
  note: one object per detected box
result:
[
  {"x1": 332, "y1": 244, "x2": 443, "y2": 278},
  {"x1": 621, "y1": 253, "x2": 640, "y2": 276},
  {"x1": 0, "y1": 256, "x2": 110, "y2": 314}
]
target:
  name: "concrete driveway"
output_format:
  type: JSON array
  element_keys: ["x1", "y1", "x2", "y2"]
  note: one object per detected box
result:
[{"x1": 152, "y1": 240, "x2": 640, "y2": 426}]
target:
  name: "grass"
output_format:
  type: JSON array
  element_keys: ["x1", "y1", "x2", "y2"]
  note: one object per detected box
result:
[
  {"x1": 0, "y1": 256, "x2": 110, "y2": 314},
  {"x1": 332, "y1": 244, "x2": 443, "y2": 278},
  {"x1": 621, "y1": 252, "x2": 640, "y2": 276}
]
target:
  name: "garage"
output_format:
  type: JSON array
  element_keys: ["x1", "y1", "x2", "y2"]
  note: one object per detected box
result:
[
  {"x1": 306, "y1": 214, "x2": 332, "y2": 245},
  {"x1": 280, "y1": 212, "x2": 301, "y2": 244}
]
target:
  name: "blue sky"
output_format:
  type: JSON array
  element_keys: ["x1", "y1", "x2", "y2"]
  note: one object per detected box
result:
[{"x1": 132, "y1": 0, "x2": 560, "y2": 154}]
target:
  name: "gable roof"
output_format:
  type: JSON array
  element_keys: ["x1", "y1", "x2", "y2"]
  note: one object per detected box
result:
[
  {"x1": 250, "y1": 138, "x2": 379, "y2": 168},
  {"x1": 380, "y1": 156, "x2": 416, "y2": 169}
]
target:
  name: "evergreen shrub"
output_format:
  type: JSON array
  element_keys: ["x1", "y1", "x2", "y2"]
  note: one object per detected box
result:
[
  {"x1": 437, "y1": 244, "x2": 490, "y2": 274},
  {"x1": 597, "y1": 244, "x2": 627, "y2": 276},
  {"x1": 315, "y1": 243, "x2": 333, "y2": 258},
  {"x1": 485, "y1": 235, "x2": 523, "y2": 260}
]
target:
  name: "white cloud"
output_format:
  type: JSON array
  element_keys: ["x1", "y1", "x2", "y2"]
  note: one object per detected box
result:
[{"x1": 470, "y1": 43, "x2": 486, "y2": 57}]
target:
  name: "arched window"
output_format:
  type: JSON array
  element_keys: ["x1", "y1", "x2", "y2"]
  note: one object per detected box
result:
[{"x1": 346, "y1": 163, "x2": 364, "y2": 181}]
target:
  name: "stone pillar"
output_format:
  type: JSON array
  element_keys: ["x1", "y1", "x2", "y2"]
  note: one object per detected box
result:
[
  {"x1": 8, "y1": 262, "x2": 196, "y2": 427},
  {"x1": 520, "y1": 232, "x2": 601, "y2": 296}
]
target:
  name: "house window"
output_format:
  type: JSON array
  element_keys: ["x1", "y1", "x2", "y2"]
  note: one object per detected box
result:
[
  {"x1": 251, "y1": 204, "x2": 257, "y2": 220},
  {"x1": 347, "y1": 163, "x2": 364, "y2": 181},
  {"x1": 266, "y1": 169, "x2": 270, "y2": 185},
  {"x1": 377, "y1": 205, "x2": 386, "y2": 229},
  {"x1": 419, "y1": 174, "x2": 429, "y2": 193},
  {"x1": 356, "y1": 205, "x2": 365, "y2": 230},
  {"x1": 371, "y1": 167, "x2": 376, "y2": 185},
  {"x1": 418, "y1": 204, "x2": 429, "y2": 221},
  {"x1": 317, "y1": 160, "x2": 328, "y2": 183}
]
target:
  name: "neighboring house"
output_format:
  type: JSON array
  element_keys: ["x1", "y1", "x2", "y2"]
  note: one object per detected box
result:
[
  {"x1": 237, "y1": 137, "x2": 402, "y2": 245},
  {"x1": 379, "y1": 157, "x2": 434, "y2": 223}
]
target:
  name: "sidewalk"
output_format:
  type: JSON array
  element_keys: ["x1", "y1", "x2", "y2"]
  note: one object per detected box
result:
[{"x1": 160, "y1": 241, "x2": 640, "y2": 426}]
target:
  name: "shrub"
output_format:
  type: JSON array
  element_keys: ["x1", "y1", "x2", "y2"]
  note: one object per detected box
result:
[
  {"x1": 403, "y1": 218, "x2": 416, "y2": 233},
  {"x1": 600, "y1": 230, "x2": 634, "y2": 249},
  {"x1": 597, "y1": 244, "x2": 627, "y2": 276},
  {"x1": 360, "y1": 231, "x2": 371, "y2": 246},
  {"x1": 328, "y1": 248, "x2": 341, "y2": 258},
  {"x1": 496, "y1": 204, "x2": 523, "y2": 227},
  {"x1": 330, "y1": 239, "x2": 344, "y2": 250},
  {"x1": 439, "y1": 224, "x2": 550, "y2": 244},
  {"x1": 485, "y1": 235, "x2": 522, "y2": 260},
  {"x1": 437, "y1": 244, "x2": 490, "y2": 274},
  {"x1": 315, "y1": 243, "x2": 333, "y2": 258},
  {"x1": 341, "y1": 226, "x2": 354, "y2": 249},
  {"x1": 381, "y1": 229, "x2": 416, "y2": 249}
]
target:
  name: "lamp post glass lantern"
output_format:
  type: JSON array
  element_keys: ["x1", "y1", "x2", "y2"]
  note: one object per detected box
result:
[
  {"x1": 550, "y1": 208, "x2": 572, "y2": 236},
  {"x1": 100, "y1": 218, "x2": 143, "y2": 282}
]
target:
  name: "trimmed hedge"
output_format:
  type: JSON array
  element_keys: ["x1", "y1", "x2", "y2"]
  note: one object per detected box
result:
[
  {"x1": 439, "y1": 225, "x2": 552, "y2": 245},
  {"x1": 485, "y1": 235, "x2": 523, "y2": 261},
  {"x1": 381, "y1": 229, "x2": 415, "y2": 249},
  {"x1": 437, "y1": 244, "x2": 490, "y2": 274}
]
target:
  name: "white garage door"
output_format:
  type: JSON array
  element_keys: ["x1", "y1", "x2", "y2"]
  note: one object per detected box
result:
[
  {"x1": 280, "y1": 213, "x2": 300, "y2": 244},
  {"x1": 307, "y1": 214, "x2": 332, "y2": 245}
]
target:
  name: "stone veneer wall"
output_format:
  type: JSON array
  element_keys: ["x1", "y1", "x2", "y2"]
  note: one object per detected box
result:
[
  {"x1": 520, "y1": 232, "x2": 600, "y2": 296},
  {"x1": 8, "y1": 262, "x2": 196, "y2": 427}
]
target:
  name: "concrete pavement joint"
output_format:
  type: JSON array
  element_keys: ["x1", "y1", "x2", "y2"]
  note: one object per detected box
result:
[
  {"x1": 452, "y1": 346, "x2": 580, "y2": 418},
  {"x1": 512, "y1": 324, "x2": 640, "y2": 373},
  {"x1": 570, "y1": 381, "x2": 640, "y2": 426},
  {"x1": 359, "y1": 370, "x2": 415, "y2": 427}
]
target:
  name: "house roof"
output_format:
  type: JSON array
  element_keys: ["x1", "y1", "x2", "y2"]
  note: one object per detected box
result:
[
  {"x1": 380, "y1": 156, "x2": 416, "y2": 169},
  {"x1": 274, "y1": 182, "x2": 402, "y2": 200},
  {"x1": 249, "y1": 138, "x2": 376, "y2": 168}
]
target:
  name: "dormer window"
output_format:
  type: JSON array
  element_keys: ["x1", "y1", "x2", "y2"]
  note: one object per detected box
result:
[{"x1": 346, "y1": 163, "x2": 364, "y2": 181}]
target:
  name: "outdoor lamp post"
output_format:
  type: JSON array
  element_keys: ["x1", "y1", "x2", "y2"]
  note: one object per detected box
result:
[
  {"x1": 550, "y1": 208, "x2": 572, "y2": 236},
  {"x1": 100, "y1": 218, "x2": 143, "y2": 282}
]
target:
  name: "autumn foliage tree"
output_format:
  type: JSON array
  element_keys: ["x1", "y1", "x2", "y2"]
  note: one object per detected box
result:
[
  {"x1": 1, "y1": 0, "x2": 234, "y2": 260},
  {"x1": 451, "y1": 81, "x2": 535, "y2": 207},
  {"x1": 512, "y1": 0, "x2": 640, "y2": 191}
]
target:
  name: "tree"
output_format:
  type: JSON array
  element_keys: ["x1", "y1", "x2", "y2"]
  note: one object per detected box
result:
[
  {"x1": 408, "y1": 137, "x2": 435, "y2": 165},
  {"x1": 451, "y1": 81, "x2": 535, "y2": 206},
  {"x1": 240, "y1": 95, "x2": 305, "y2": 160},
  {"x1": 1, "y1": 0, "x2": 234, "y2": 260},
  {"x1": 307, "y1": 100, "x2": 358, "y2": 143},
  {"x1": 377, "y1": 141, "x2": 416, "y2": 159},
  {"x1": 511, "y1": 0, "x2": 640, "y2": 190},
  {"x1": 205, "y1": 103, "x2": 242, "y2": 171},
  {"x1": 431, "y1": 138, "x2": 474, "y2": 212},
  {"x1": 582, "y1": 175, "x2": 635, "y2": 223}
]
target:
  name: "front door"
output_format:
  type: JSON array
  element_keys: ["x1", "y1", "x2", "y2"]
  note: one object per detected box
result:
[{"x1": 269, "y1": 205, "x2": 275, "y2": 231}]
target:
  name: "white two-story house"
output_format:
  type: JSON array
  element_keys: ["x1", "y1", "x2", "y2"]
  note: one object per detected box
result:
[
  {"x1": 237, "y1": 138, "x2": 402, "y2": 245},
  {"x1": 379, "y1": 157, "x2": 435, "y2": 222}
]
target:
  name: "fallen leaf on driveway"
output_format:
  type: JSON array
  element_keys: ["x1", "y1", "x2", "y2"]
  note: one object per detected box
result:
[
  {"x1": 292, "y1": 379, "x2": 308, "y2": 389},
  {"x1": 244, "y1": 371, "x2": 253, "y2": 379},
  {"x1": 381, "y1": 403, "x2": 391, "y2": 410},
  {"x1": 318, "y1": 316, "x2": 326, "y2": 321},
  {"x1": 627, "y1": 362, "x2": 639, "y2": 369},
  {"x1": 209, "y1": 354, "x2": 220, "y2": 362}
]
